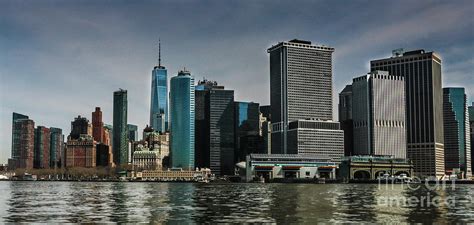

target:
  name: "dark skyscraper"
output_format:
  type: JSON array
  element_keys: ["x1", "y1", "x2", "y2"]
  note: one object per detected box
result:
[
  {"x1": 259, "y1": 105, "x2": 271, "y2": 122},
  {"x1": 338, "y1": 85, "x2": 353, "y2": 156},
  {"x1": 11, "y1": 112, "x2": 29, "y2": 165},
  {"x1": 49, "y1": 127, "x2": 63, "y2": 168},
  {"x1": 150, "y1": 40, "x2": 168, "y2": 133},
  {"x1": 128, "y1": 124, "x2": 138, "y2": 142},
  {"x1": 371, "y1": 49, "x2": 444, "y2": 178},
  {"x1": 70, "y1": 115, "x2": 90, "y2": 139},
  {"x1": 194, "y1": 80, "x2": 235, "y2": 175},
  {"x1": 113, "y1": 89, "x2": 128, "y2": 166},
  {"x1": 34, "y1": 126, "x2": 50, "y2": 169},
  {"x1": 235, "y1": 101, "x2": 262, "y2": 162},
  {"x1": 268, "y1": 39, "x2": 334, "y2": 154},
  {"x1": 11, "y1": 115, "x2": 35, "y2": 169},
  {"x1": 92, "y1": 107, "x2": 105, "y2": 143},
  {"x1": 443, "y1": 88, "x2": 471, "y2": 177}
]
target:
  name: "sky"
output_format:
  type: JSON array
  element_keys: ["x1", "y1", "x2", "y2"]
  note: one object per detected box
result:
[{"x1": 0, "y1": 0, "x2": 473, "y2": 164}]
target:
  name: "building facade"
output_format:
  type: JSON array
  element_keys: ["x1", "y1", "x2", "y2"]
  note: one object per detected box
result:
[
  {"x1": 469, "y1": 103, "x2": 474, "y2": 176},
  {"x1": 170, "y1": 70, "x2": 195, "y2": 170},
  {"x1": 338, "y1": 85, "x2": 353, "y2": 156},
  {"x1": 286, "y1": 120, "x2": 344, "y2": 162},
  {"x1": 268, "y1": 39, "x2": 334, "y2": 154},
  {"x1": 352, "y1": 71, "x2": 407, "y2": 158},
  {"x1": 34, "y1": 126, "x2": 51, "y2": 169},
  {"x1": 195, "y1": 80, "x2": 235, "y2": 175},
  {"x1": 92, "y1": 107, "x2": 105, "y2": 143},
  {"x1": 128, "y1": 124, "x2": 138, "y2": 142},
  {"x1": 443, "y1": 88, "x2": 471, "y2": 177},
  {"x1": 96, "y1": 143, "x2": 111, "y2": 167},
  {"x1": 70, "y1": 115, "x2": 90, "y2": 140},
  {"x1": 132, "y1": 144, "x2": 162, "y2": 171},
  {"x1": 11, "y1": 112, "x2": 29, "y2": 166},
  {"x1": 49, "y1": 127, "x2": 63, "y2": 168},
  {"x1": 370, "y1": 49, "x2": 444, "y2": 178},
  {"x1": 235, "y1": 101, "x2": 263, "y2": 162},
  {"x1": 12, "y1": 116, "x2": 35, "y2": 169},
  {"x1": 66, "y1": 135, "x2": 96, "y2": 168},
  {"x1": 150, "y1": 41, "x2": 168, "y2": 133},
  {"x1": 113, "y1": 89, "x2": 128, "y2": 166}
]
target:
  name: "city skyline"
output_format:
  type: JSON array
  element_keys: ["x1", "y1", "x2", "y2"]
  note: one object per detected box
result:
[{"x1": 1, "y1": 1, "x2": 473, "y2": 164}]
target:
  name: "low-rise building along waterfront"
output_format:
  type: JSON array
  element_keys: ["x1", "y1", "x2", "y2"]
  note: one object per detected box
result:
[
  {"x1": 245, "y1": 154, "x2": 337, "y2": 182},
  {"x1": 339, "y1": 155, "x2": 413, "y2": 180}
]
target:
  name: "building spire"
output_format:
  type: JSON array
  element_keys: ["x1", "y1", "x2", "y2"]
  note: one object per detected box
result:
[{"x1": 158, "y1": 38, "x2": 161, "y2": 67}]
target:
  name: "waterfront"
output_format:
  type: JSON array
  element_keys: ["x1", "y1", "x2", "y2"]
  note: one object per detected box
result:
[{"x1": 0, "y1": 182, "x2": 473, "y2": 223}]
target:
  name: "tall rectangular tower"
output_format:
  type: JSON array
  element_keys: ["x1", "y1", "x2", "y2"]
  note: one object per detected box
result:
[
  {"x1": 352, "y1": 71, "x2": 407, "y2": 158},
  {"x1": 469, "y1": 103, "x2": 474, "y2": 176},
  {"x1": 268, "y1": 39, "x2": 334, "y2": 154},
  {"x1": 34, "y1": 126, "x2": 51, "y2": 169},
  {"x1": 150, "y1": 40, "x2": 168, "y2": 133},
  {"x1": 12, "y1": 117, "x2": 35, "y2": 169},
  {"x1": 443, "y1": 88, "x2": 471, "y2": 177},
  {"x1": 92, "y1": 107, "x2": 105, "y2": 143},
  {"x1": 113, "y1": 89, "x2": 128, "y2": 166},
  {"x1": 11, "y1": 112, "x2": 29, "y2": 166},
  {"x1": 338, "y1": 85, "x2": 354, "y2": 156},
  {"x1": 194, "y1": 80, "x2": 235, "y2": 175},
  {"x1": 371, "y1": 49, "x2": 444, "y2": 178},
  {"x1": 170, "y1": 70, "x2": 195, "y2": 170},
  {"x1": 49, "y1": 127, "x2": 63, "y2": 168}
]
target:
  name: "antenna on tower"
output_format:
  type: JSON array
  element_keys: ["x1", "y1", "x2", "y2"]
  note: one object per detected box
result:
[{"x1": 158, "y1": 38, "x2": 161, "y2": 67}]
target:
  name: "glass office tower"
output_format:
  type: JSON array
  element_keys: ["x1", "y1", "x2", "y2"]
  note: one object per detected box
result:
[
  {"x1": 49, "y1": 127, "x2": 63, "y2": 168},
  {"x1": 443, "y1": 88, "x2": 471, "y2": 177},
  {"x1": 170, "y1": 70, "x2": 195, "y2": 170},
  {"x1": 150, "y1": 40, "x2": 168, "y2": 133},
  {"x1": 150, "y1": 66, "x2": 168, "y2": 132},
  {"x1": 113, "y1": 89, "x2": 128, "y2": 166}
]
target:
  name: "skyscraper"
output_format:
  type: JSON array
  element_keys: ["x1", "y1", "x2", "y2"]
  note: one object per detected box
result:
[
  {"x1": 235, "y1": 101, "x2": 262, "y2": 163},
  {"x1": 34, "y1": 126, "x2": 51, "y2": 169},
  {"x1": 49, "y1": 127, "x2": 63, "y2": 168},
  {"x1": 443, "y1": 88, "x2": 471, "y2": 177},
  {"x1": 12, "y1": 116, "x2": 35, "y2": 169},
  {"x1": 268, "y1": 39, "x2": 334, "y2": 154},
  {"x1": 351, "y1": 71, "x2": 407, "y2": 158},
  {"x1": 338, "y1": 85, "x2": 353, "y2": 156},
  {"x1": 194, "y1": 80, "x2": 235, "y2": 175},
  {"x1": 150, "y1": 40, "x2": 168, "y2": 133},
  {"x1": 371, "y1": 49, "x2": 444, "y2": 178},
  {"x1": 113, "y1": 89, "x2": 128, "y2": 166},
  {"x1": 92, "y1": 107, "x2": 105, "y2": 143},
  {"x1": 170, "y1": 70, "x2": 195, "y2": 170},
  {"x1": 127, "y1": 124, "x2": 138, "y2": 142},
  {"x1": 11, "y1": 112, "x2": 29, "y2": 168},
  {"x1": 469, "y1": 102, "x2": 474, "y2": 176}
]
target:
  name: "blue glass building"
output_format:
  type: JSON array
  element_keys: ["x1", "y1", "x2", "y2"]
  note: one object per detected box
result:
[
  {"x1": 170, "y1": 70, "x2": 195, "y2": 170},
  {"x1": 150, "y1": 65, "x2": 168, "y2": 133},
  {"x1": 443, "y1": 88, "x2": 471, "y2": 177}
]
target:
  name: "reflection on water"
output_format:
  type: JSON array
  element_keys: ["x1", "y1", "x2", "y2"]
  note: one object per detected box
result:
[{"x1": 0, "y1": 181, "x2": 473, "y2": 223}]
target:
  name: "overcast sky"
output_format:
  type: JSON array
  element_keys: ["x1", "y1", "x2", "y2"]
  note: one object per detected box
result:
[{"x1": 1, "y1": 0, "x2": 473, "y2": 163}]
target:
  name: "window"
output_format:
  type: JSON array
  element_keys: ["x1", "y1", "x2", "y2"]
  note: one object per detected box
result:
[{"x1": 306, "y1": 171, "x2": 310, "y2": 176}]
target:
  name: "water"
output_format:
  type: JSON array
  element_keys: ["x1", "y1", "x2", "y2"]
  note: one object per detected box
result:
[{"x1": 0, "y1": 181, "x2": 474, "y2": 223}]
